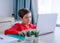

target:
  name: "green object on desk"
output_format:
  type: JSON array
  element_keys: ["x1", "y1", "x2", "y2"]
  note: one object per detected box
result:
[{"x1": 8, "y1": 34, "x2": 25, "y2": 41}]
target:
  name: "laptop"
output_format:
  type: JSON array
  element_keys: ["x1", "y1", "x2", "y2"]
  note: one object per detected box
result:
[{"x1": 36, "y1": 13, "x2": 57, "y2": 36}]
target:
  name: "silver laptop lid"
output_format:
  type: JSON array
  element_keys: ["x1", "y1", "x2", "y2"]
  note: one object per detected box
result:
[{"x1": 36, "y1": 14, "x2": 57, "y2": 35}]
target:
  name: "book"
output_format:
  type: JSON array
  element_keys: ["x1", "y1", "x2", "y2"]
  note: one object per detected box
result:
[
  {"x1": 0, "y1": 34, "x2": 18, "y2": 43},
  {"x1": 8, "y1": 34, "x2": 25, "y2": 41}
]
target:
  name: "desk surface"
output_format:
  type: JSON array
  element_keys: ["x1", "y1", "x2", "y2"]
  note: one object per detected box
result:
[
  {"x1": 8, "y1": 34, "x2": 44, "y2": 43},
  {"x1": 0, "y1": 27, "x2": 60, "y2": 43},
  {"x1": 39, "y1": 27, "x2": 60, "y2": 43}
]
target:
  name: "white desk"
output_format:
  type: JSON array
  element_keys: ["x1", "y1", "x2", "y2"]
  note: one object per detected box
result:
[
  {"x1": 39, "y1": 27, "x2": 60, "y2": 43},
  {"x1": 0, "y1": 27, "x2": 60, "y2": 43}
]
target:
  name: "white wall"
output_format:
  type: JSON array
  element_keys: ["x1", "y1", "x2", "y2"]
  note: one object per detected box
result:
[{"x1": 0, "y1": 0, "x2": 13, "y2": 17}]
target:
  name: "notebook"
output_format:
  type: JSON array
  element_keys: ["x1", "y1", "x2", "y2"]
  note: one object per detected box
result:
[
  {"x1": 8, "y1": 34, "x2": 25, "y2": 41},
  {"x1": 0, "y1": 34, "x2": 18, "y2": 43}
]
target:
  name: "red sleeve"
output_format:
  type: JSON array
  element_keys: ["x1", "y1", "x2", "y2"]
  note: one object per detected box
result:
[
  {"x1": 4, "y1": 23, "x2": 20, "y2": 35},
  {"x1": 29, "y1": 24, "x2": 36, "y2": 29}
]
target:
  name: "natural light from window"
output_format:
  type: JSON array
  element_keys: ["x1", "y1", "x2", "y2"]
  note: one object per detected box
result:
[{"x1": 37, "y1": 0, "x2": 60, "y2": 24}]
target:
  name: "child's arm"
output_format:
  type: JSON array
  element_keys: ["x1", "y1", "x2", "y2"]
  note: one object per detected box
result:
[
  {"x1": 4, "y1": 23, "x2": 20, "y2": 35},
  {"x1": 18, "y1": 30, "x2": 27, "y2": 35},
  {"x1": 29, "y1": 24, "x2": 36, "y2": 29}
]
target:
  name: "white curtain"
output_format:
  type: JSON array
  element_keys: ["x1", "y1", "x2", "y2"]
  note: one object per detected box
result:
[{"x1": 38, "y1": 0, "x2": 60, "y2": 25}]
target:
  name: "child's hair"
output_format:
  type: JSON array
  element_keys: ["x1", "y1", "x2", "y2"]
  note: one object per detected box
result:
[{"x1": 18, "y1": 8, "x2": 30, "y2": 18}]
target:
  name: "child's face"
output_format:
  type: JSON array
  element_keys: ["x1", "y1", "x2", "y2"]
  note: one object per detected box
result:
[{"x1": 20, "y1": 13, "x2": 31, "y2": 25}]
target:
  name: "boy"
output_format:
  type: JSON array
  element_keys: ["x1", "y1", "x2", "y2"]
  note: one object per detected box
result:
[{"x1": 4, "y1": 8, "x2": 36, "y2": 35}]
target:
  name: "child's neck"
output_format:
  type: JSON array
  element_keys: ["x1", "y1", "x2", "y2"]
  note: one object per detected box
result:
[{"x1": 21, "y1": 23, "x2": 27, "y2": 26}]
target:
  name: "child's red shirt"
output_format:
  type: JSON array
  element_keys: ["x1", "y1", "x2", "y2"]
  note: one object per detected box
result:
[{"x1": 4, "y1": 23, "x2": 36, "y2": 35}]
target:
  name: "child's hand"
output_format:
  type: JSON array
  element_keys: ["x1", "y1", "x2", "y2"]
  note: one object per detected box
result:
[
  {"x1": 22, "y1": 30, "x2": 26, "y2": 34},
  {"x1": 18, "y1": 31, "x2": 23, "y2": 35},
  {"x1": 18, "y1": 30, "x2": 27, "y2": 36}
]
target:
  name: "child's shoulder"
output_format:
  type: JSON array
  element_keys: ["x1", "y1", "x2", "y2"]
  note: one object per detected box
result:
[
  {"x1": 29, "y1": 24, "x2": 36, "y2": 29},
  {"x1": 29, "y1": 24, "x2": 36, "y2": 27},
  {"x1": 29, "y1": 24, "x2": 36, "y2": 26},
  {"x1": 14, "y1": 23, "x2": 21, "y2": 25}
]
